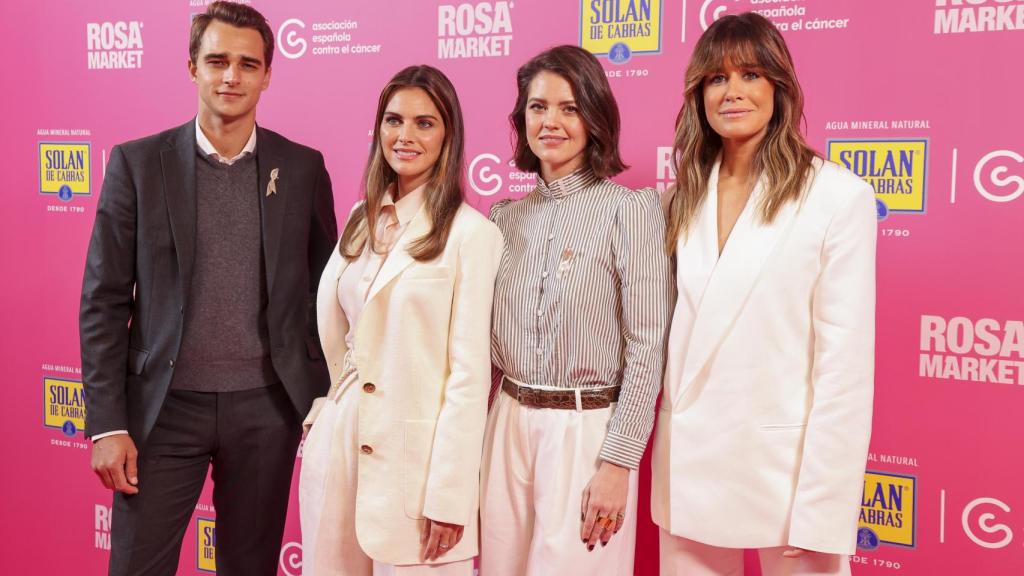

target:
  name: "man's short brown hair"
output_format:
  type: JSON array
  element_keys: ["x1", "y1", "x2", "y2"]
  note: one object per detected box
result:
[{"x1": 189, "y1": 1, "x2": 275, "y2": 68}]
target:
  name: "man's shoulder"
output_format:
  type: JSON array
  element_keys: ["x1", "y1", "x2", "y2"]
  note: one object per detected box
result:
[
  {"x1": 257, "y1": 126, "x2": 324, "y2": 163},
  {"x1": 114, "y1": 120, "x2": 192, "y2": 158}
]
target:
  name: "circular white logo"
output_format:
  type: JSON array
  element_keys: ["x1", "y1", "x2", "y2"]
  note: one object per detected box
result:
[
  {"x1": 700, "y1": 0, "x2": 739, "y2": 30},
  {"x1": 973, "y1": 149, "x2": 1024, "y2": 203},
  {"x1": 961, "y1": 497, "x2": 1013, "y2": 549},
  {"x1": 279, "y1": 541, "x2": 303, "y2": 576},
  {"x1": 469, "y1": 153, "x2": 503, "y2": 197},
  {"x1": 277, "y1": 19, "x2": 308, "y2": 60}
]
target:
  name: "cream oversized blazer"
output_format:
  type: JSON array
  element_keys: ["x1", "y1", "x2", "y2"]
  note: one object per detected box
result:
[
  {"x1": 651, "y1": 157, "x2": 877, "y2": 556},
  {"x1": 315, "y1": 201, "x2": 503, "y2": 565}
]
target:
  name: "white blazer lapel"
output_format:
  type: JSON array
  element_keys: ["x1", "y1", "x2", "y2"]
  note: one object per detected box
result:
[
  {"x1": 363, "y1": 203, "x2": 431, "y2": 307},
  {"x1": 677, "y1": 165, "x2": 802, "y2": 396}
]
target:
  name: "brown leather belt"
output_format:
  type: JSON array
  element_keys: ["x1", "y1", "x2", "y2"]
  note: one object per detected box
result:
[{"x1": 501, "y1": 376, "x2": 620, "y2": 410}]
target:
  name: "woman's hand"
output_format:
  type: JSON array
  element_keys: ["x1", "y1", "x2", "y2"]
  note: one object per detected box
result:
[
  {"x1": 580, "y1": 460, "x2": 630, "y2": 550},
  {"x1": 420, "y1": 517, "x2": 465, "y2": 562},
  {"x1": 782, "y1": 547, "x2": 810, "y2": 558}
]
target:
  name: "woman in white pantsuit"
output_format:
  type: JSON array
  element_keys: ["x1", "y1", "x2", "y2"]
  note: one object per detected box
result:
[
  {"x1": 652, "y1": 13, "x2": 877, "y2": 576},
  {"x1": 299, "y1": 65, "x2": 502, "y2": 576}
]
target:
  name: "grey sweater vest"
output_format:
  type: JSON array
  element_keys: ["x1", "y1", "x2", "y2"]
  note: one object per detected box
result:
[{"x1": 171, "y1": 150, "x2": 277, "y2": 392}]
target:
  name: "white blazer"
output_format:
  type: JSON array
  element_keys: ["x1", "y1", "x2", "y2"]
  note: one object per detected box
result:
[
  {"x1": 651, "y1": 157, "x2": 876, "y2": 555},
  {"x1": 313, "y1": 202, "x2": 503, "y2": 565}
]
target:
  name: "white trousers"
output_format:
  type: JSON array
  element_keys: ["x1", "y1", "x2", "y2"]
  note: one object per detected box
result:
[
  {"x1": 659, "y1": 529, "x2": 852, "y2": 576},
  {"x1": 480, "y1": 389, "x2": 638, "y2": 576},
  {"x1": 299, "y1": 364, "x2": 474, "y2": 576}
]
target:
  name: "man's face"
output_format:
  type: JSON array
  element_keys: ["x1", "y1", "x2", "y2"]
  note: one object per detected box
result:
[{"x1": 188, "y1": 20, "x2": 271, "y2": 124}]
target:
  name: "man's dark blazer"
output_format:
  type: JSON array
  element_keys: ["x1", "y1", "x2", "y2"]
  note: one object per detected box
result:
[{"x1": 80, "y1": 119, "x2": 337, "y2": 447}]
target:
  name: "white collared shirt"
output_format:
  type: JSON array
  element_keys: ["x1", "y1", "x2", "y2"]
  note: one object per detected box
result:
[{"x1": 195, "y1": 117, "x2": 257, "y2": 165}]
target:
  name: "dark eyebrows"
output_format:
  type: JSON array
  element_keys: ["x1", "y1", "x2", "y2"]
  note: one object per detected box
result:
[
  {"x1": 202, "y1": 52, "x2": 263, "y2": 67},
  {"x1": 382, "y1": 110, "x2": 440, "y2": 122},
  {"x1": 527, "y1": 97, "x2": 577, "y2": 106}
]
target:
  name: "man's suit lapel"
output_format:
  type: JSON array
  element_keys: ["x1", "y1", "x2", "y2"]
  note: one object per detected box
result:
[
  {"x1": 257, "y1": 126, "x2": 287, "y2": 299},
  {"x1": 676, "y1": 160, "x2": 801, "y2": 401},
  {"x1": 161, "y1": 120, "x2": 198, "y2": 306}
]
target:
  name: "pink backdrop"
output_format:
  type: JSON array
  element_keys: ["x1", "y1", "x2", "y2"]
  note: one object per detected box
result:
[{"x1": 2, "y1": 0, "x2": 1022, "y2": 574}]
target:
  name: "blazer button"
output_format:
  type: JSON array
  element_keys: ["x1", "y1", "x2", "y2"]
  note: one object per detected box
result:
[
  {"x1": 169, "y1": 359, "x2": 175, "y2": 368},
  {"x1": 363, "y1": 383, "x2": 376, "y2": 393},
  {"x1": 360, "y1": 445, "x2": 373, "y2": 455}
]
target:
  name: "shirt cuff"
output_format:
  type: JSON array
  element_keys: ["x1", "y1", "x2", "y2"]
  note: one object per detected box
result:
[
  {"x1": 91, "y1": 430, "x2": 129, "y2": 443},
  {"x1": 598, "y1": 430, "x2": 647, "y2": 470}
]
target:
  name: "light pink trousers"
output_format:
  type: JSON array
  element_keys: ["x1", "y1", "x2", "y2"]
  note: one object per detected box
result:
[
  {"x1": 659, "y1": 529, "x2": 852, "y2": 576},
  {"x1": 299, "y1": 361, "x2": 474, "y2": 576},
  {"x1": 480, "y1": 389, "x2": 639, "y2": 576}
]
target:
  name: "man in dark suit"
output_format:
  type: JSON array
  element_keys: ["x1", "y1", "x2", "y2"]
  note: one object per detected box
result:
[{"x1": 79, "y1": 3, "x2": 336, "y2": 575}]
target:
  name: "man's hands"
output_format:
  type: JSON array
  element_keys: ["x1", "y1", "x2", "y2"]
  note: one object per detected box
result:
[
  {"x1": 420, "y1": 517, "x2": 465, "y2": 562},
  {"x1": 581, "y1": 460, "x2": 630, "y2": 550},
  {"x1": 91, "y1": 434, "x2": 139, "y2": 495}
]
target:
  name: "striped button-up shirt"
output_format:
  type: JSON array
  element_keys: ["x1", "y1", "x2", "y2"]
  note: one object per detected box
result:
[{"x1": 490, "y1": 169, "x2": 673, "y2": 469}]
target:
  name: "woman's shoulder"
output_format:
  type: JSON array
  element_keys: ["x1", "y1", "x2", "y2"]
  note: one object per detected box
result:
[
  {"x1": 802, "y1": 156, "x2": 876, "y2": 222},
  {"x1": 452, "y1": 202, "x2": 502, "y2": 239},
  {"x1": 807, "y1": 157, "x2": 876, "y2": 210}
]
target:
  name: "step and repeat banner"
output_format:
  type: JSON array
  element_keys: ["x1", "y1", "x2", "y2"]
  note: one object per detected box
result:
[{"x1": 1, "y1": 0, "x2": 1021, "y2": 574}]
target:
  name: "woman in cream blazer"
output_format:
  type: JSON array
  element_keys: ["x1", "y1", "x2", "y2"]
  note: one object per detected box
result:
[
  {"x1": 299, "y1": 66, "x2": 502, "y2": 575},
  {"x1": 652, "y1": 14, "x2": 876, "y2": 576}
]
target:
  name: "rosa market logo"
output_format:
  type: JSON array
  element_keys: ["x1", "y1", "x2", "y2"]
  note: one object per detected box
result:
[
  {"x1": 87, "y1": 21, "x2": 144, "y2": 69},
  {"x1": 919, "y1": 315, "x2": 1024, "y2": 386},
  {"x1": 468, "y1": 152, "x2": 535, "y2": 197},
  {"x1": 277, "y1": 17, "x2": 373, "y2": 59},
  {"x1": 437, "y1": 1, "x2": 514, "y2": 59},
  {"x1": 935, "y1": 0, "x2": 1024, "y2": 34},
  {"x1": 655, "y1": 146, "x2": 675, "y2": 192}
]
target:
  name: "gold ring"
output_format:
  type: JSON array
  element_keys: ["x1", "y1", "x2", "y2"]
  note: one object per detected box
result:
[
  {"x1": 597, "y1": 516, "x2": 614, "y2": 529},
  {"x1": 616, "y1": 512, "x2": 625, "y2": 521}
]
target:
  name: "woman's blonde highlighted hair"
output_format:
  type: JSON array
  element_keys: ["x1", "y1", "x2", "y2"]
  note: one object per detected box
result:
[{"x1": 665, "y1": 12, "x2": 817, "y2": 255}]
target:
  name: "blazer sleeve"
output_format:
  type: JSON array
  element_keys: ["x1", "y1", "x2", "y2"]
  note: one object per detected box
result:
[
  {"x1": 79, "y1": 144, "x2": 136, "y2": 438},
  {"x1": 789, "y1": 183, "x2": 877, "y2": 554},
  {"x1": 422, "y1": 218, "x2": 504, "y2": 525},
  {"x1": 307, "y1": 152, "x2": 338, "y2": 348}
]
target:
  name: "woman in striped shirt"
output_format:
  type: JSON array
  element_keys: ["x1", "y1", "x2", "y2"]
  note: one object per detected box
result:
[{"x1": 480, "y1": 45, "x2": 673, "y2": 575}]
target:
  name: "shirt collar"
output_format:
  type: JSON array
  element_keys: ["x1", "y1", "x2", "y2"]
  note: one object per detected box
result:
[
  {"x1": 384, "y1": 182, "x2": 428, "y2": 227},
  {"x1": 536, "y1": 168, "x2": 599, "y2": 200},
  {"x1": 195, "y1": 117, "x2": 257, "y2": 165}
]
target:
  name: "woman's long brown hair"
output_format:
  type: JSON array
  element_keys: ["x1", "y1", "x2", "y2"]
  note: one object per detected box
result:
[
  {"x1": 666, "y1": 12, "x2": 817, "y2": 255},
  {"x1": 339, "y1": 65, "x2": 466, "y2": 262}
]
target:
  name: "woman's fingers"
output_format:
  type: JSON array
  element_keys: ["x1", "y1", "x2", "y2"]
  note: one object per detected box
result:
[
  {"x1": 421, "y1": 521, "x2": 441, "y2": 562},
  {"x1": 613, "y1": 510, "x2": 625, "y2": 534},
  {"x1": 421, "y1": 519, "x2": 464, "y2": 561}
]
